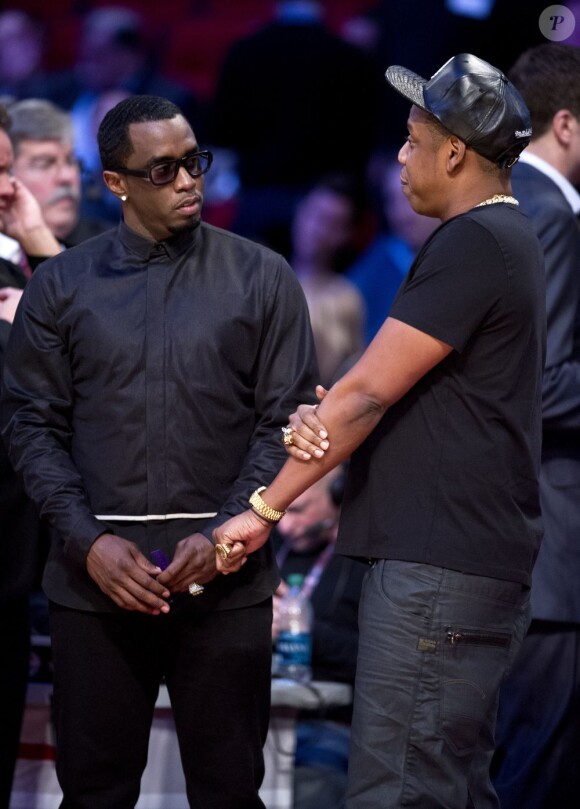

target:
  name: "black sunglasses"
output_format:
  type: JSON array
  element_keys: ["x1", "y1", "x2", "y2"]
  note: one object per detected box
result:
[{"x1": 112, "y1": 150, "x2": 213, "y2": 186}]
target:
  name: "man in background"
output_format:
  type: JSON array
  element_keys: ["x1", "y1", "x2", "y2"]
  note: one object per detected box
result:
[
  {"x1": 0, "y1": 97, "x2": 114, "y2": 645},
  {"x1": 208, "y1": 0, "x2": 382, "y2": 252},
  {"x1": 492, "y1": 43, "x2": 580, "y2": 809},
  {"x1": 5, "y1": 98, "x2": 111, "y2": 254},
  {"x1": 0, "y1": 102, "x2": 60, "y2": 809},
  {"x1": 0, "y1": 10, "x2": 51, "y2": 102}
]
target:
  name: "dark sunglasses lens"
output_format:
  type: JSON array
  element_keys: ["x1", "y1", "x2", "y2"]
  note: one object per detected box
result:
[
  {"x1": 184, "y1": 154, "x2": 207, "y2": 177},
  {"x1": 150, "y1": 162, "x2": 178, "y2": 185}
]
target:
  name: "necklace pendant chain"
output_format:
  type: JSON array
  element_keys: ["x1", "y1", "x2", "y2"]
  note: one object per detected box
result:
[{"x1": 475, "y1": 194, "x2": 519, "y2": 207}]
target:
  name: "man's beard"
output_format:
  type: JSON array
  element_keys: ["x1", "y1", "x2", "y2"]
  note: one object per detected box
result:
[{"x1": 168, "y1": 217, "x2": 200, "y2": 236}]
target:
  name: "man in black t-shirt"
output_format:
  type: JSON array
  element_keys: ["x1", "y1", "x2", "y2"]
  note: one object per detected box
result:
[{"x1": 214, "y1": 55, "x2": 546, "y2": 808}]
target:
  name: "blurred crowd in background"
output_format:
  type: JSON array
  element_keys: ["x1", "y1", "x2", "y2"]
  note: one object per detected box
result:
[{"x1": 1, "y1": 0, "x2": 576, "y2": 381}]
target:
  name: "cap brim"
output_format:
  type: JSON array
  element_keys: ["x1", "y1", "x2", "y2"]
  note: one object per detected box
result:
[{"x1": 385, "y1": 65, "x2": 428, "y2": 113}]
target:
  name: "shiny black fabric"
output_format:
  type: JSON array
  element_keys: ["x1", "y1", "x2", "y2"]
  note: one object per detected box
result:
[{"x1": 1, "y1": 221, "x2": 319, "y2": 612}]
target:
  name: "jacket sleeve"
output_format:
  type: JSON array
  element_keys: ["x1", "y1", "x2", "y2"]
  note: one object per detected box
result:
[
  {"x1": 0, "y1": 265, "x2": 106, "y2": 566},
  {"x1": 537, "y1": 205, "x2": 580, "y2": 430},
  {"x1": 202, "y1": 256, "x2": 319, "y2": 538}
]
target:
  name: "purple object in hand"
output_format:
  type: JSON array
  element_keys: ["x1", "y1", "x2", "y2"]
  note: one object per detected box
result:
[
  {"x1": 151, "y1": 549, "x2": 175, "y2": 603},
  {"x1": 151, "y1": 549, "x2": 169, "y2": 570}
]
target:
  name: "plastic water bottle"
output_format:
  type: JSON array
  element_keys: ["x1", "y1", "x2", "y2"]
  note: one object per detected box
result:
[{"x1": 274, "y1": 573, "x2": 313, "y2": 682}]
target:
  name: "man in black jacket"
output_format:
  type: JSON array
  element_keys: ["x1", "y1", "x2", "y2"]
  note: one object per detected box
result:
[{"x1": 1, "y1": 94, "x2": 318, "y2": 809}]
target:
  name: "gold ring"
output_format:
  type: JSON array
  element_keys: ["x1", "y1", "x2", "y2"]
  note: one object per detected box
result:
[
  {"x1": 215, "y1": 543, "x2": 232, "y2": 561},
  {"x1": 282, "y1": 425, "x2": 294, "y2": 446},
  {"x1": 188, "y1": 582, "x2": 204, "y2": 596}
]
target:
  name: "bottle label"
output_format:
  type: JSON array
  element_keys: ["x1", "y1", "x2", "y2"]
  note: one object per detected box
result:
[{"x1": 276, "y1": 632, "x2": 312, "y2": 666}]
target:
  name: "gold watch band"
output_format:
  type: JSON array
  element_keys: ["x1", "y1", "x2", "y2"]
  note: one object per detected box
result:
[{"x1": 249, "y1": 486, "x2": 285, "y2": 523}]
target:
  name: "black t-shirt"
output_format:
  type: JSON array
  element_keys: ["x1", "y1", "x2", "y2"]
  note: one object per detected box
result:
[{"x1": 337, "y1": 203, "x2": 546, "y2": 586}]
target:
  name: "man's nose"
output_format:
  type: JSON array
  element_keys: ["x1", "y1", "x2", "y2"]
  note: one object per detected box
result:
[{"x1": 175, "y1": 165, "x2": 196, "y2": 188}]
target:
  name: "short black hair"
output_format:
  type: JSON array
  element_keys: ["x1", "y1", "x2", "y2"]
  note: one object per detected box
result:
[
  {"x1": 508, "y1": 44, "x2": 580, "y2": 140},
  {"x1": 98, "y1": 95, "x2": 183, "y2": 170}
]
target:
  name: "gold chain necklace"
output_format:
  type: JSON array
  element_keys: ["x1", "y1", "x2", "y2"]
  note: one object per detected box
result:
[{"x1": 475, "y1": 194, "x2": 519, "y2": 207}]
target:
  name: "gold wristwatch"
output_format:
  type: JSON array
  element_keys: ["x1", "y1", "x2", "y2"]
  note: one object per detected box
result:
[{"x1": 249, "y1": 486, "x2": 285, "y2": 523}]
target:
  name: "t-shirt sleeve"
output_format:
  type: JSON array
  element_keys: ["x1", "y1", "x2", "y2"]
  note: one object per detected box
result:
[{"x1": 388, "y1": 216, "x2": 508, "y2": 352}]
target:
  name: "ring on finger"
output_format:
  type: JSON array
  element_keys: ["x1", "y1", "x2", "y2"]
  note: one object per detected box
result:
[
  {"x1": 281, "y1": 425, "x2": 294, "y2": 446},
  {"x1": 216, "y1": 543, "x2": 232, "y2": 561}
]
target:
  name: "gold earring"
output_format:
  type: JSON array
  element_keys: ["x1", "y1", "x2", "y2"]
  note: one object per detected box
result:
[{"x1": 121, "y1": 194, "x2": 127, "y2": 202}]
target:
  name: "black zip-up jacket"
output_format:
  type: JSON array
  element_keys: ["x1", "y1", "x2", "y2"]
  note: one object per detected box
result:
[{"x1": 1, "y1": 221, "x2": 318, "y2": 612}]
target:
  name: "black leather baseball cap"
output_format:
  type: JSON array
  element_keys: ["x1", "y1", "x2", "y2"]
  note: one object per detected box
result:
[{"x1": 385, "y1": 53, "x2": 532, "y2": 168}]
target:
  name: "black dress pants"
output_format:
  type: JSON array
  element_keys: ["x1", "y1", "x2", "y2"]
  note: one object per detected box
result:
[
  {"x1": 49, "y1": 598, "x2": 273, "y2": 809},
  {"x1": 0, "y1": 597, "x2": 30, "y2": 809}
]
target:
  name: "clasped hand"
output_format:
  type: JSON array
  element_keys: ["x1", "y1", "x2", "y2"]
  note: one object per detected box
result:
[
  {"x1": 86, "y1": 531, "x2": 218, "y2": 614},
  {"x1": 212, "y1": 509, "x2": 271, "y2": 573}
]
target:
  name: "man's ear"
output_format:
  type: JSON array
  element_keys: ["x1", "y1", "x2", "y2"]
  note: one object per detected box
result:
[
  {"x1": 446, "y1": 136, "x2": 467, "y2": 171},
  {"x1": 552, "y1": 109, "x2": 577, "y2": 147},
  {"x1": 103, "y1": 170, "x2": 127, "y2": 200}
]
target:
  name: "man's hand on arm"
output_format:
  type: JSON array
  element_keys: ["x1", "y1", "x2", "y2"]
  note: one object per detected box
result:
[
  {"x1": 286, "y1": 384, "x2": 330, "y2": 461},
  {"x1": 86, "y1": 533, "x2": 171, "y2": 615},
  {"x1": 285, "y1": 318, "x2": 453, "y2": 462},
  {"x1": 210, "y1": 320, "x2": 453, "y2": 564},
  {"x1": 256, "y1": 317, "x2": 454, "y2": 513}
]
